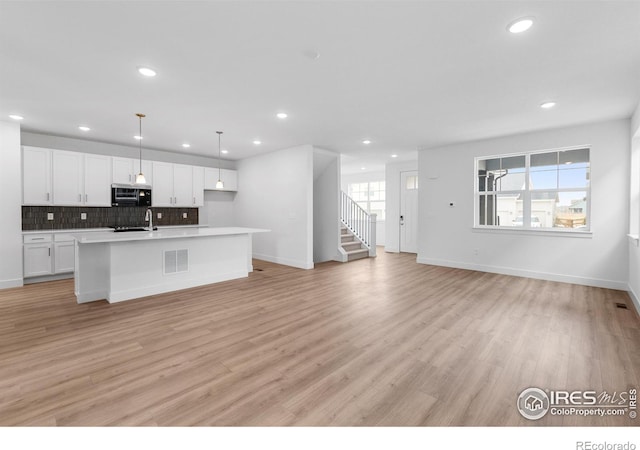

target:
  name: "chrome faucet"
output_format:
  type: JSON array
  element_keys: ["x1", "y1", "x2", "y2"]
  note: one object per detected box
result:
[{"x1": 145, "y1": 208, "x2": 153, "y2": 230}]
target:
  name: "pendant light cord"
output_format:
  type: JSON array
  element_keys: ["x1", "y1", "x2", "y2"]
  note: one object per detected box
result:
[
  {"x1": 217, "y1": 131, "x2": 223, "y2": 180},
  {"x1": 139, "y1": 115, "x2": 142, "y2": 172}
]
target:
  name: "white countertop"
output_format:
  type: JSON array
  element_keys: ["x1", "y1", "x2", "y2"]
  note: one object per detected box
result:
[
  {"x1": 73, "y1": 227, "x2": 269, "y2": 244},
  {"x1": 23, "y1": 224, "x2": 210, "y2": 235}
]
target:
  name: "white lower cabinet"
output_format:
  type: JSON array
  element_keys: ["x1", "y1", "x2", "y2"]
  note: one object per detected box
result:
[
  {"x1": 23, "y1": 234, "x2": 53, "y2": 277},
  {"x1": 23, "y1": 233, "x2": 76, "y2": 278},
  {"x1": 53, "y1": 235, "x2": 75, "y2": 273},
  {"x1": 24, "y1": 243, "x2": 53, "y2": 277}
]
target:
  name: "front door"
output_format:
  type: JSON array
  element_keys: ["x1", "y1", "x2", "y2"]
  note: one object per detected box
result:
[{"x1": 400, "y1": 171, "x2": 419, "y2": 253}]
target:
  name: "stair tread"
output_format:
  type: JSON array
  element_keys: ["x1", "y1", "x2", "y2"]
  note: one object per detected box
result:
[{"x1": 346, "y1": 248, "x2": 368, "y2": 254}]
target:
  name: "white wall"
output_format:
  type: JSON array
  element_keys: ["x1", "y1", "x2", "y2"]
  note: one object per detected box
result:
[
  {"x1": 234, "y1": 145, "x2": 314, "y2": 269},
  {"x1": 628, "y1": 101, "x2": 640, "y2": 311},
  {"x1": 385, "y1": 160, "x2": 418, "y2": 253},
  {"x1": 341, "y1": 170, "x2": 387, "y2": 246},
  {"x1": 313, "y1": 149, "x2": 340, "y2": 263},
  {"x1": 0, "y1": 121, "x2": 24, "y2": 289},
  {"x1": 21, "y1": 132, "x2": 235, "y2": 169},
  {"x1": 201, "y1": 191, "x2": 236, "y2": 227},
  {"x1": 418, "y1": 119, "x2": 630, "y2": 290}
]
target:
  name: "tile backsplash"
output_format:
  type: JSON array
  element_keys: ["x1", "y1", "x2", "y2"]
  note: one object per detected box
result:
[{"x1": 22, "y1": 206, "x2": 199, "y2": 231}]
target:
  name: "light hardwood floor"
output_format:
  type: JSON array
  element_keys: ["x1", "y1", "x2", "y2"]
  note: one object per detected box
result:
[{"x1": 0, "y1": 251, "x2": 638, "y2": 426}]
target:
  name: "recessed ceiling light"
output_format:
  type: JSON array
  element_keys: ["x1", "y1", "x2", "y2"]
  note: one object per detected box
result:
[
  {"x1": 137, "y1": 66, "x2": 157, "y2": 77},
  {"x1": 134, "y1": 135, "x2": 143, "y2": 140},
  {"x1": 361, "y1": 167, "x2": 366, "y2": 170},
  {"x1": 391, "y1": 154, "x2": 398, "y2": 158},
  {"x1": 362, "y1": 140, "x2": 372, "y2": 145},
  {"x1": 181, "y1": 143, "x2": 190, "y2": 148},
  {"x1": 540, "y1": 101, "x2": 556, "y2": 109},
  {"x1": 221, "y1": 149, "x2": 229, "y2": 154},
  {"x1": 9, "y1": 114, "x2": 23, "y2": 120},
  {"x1": 276, "y1": 112, "x2": 288, "y2": 119},
  {"x1": 303, "y1": 50, "x2": 320, "y2": 60},
  {"x1": 508, "y1": 17, "x2": 534, "y2": 34},
  {"x1": 78, "y1": 126, "x2": 90, "y2": 132},
  {"x1": 253, "y1": 140, "x2": 262, "y2": 145}
]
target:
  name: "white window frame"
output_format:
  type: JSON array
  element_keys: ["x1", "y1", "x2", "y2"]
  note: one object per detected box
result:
[
  {"x1": 474, "y1": 145, "x2": 592, "y2": 234},
  {"x1": 347, "y1": 180, "x2": 386, "y2": 220}
]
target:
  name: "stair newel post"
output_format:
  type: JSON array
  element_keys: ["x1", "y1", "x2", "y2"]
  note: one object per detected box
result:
[{"x1": 369, "y1": 214, "x2": 377, "y2": 257}]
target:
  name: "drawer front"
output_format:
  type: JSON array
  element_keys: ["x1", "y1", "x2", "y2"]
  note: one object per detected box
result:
[
  {"x1": 54, "y1": 234, "x2": 76, "y2": 242},
  {"x1": 23, "y1": 234, "x2": 53, "y2": 244}
]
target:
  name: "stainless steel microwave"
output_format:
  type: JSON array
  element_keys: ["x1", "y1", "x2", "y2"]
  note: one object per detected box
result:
[{"x1": 111, "y1": 184, "x2": 152, "y2": 207}]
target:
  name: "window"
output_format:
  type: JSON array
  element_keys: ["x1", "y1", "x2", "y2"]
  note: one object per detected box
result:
[
  {"x1": 475, "y1": 147, "x2": 590, "y2": 231},
  {"x1": 348, "y1": 181, "x2": 386, "y2": 220}
]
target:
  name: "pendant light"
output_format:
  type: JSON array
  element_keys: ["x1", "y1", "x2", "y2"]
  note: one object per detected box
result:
[
  {"x1": 215, "y1": 131, "x2": 224, "y2": 189},
  {"x1": 135, "y1": 113, "x2": 146, "y2": 184}
]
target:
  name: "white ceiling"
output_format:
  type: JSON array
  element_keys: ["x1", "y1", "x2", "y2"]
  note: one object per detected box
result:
[{"x1": 1, "y1": 1, "x2": 639, "y2": 175}]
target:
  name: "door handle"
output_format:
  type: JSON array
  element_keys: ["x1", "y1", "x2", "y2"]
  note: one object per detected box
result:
[{"x1": 400, "y1": 215, "x2": 404, "y2": 226}]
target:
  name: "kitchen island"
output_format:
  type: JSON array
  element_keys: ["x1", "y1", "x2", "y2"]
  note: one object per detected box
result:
[{"x1": 73, "y1": 227, "x2": 268, "y2": 303}]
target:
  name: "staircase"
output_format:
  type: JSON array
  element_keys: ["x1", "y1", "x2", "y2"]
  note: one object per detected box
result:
[
  {"x1": 341, "y1": 225, "x2": 370, "y2": 261},
  {"x1": 339, "y1": 191, "x2": 377, "y2": 262}
]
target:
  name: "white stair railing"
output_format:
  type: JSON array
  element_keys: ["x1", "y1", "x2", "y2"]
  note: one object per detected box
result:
[{"x1": 340, "y1": 191, "x2": 377, "y2": 257}]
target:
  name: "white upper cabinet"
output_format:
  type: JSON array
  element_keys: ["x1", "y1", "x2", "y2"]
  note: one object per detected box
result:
[
  {"x1": 140, "y1": 160, "x2": 153, "y2": 186},
  {"x1": 22, "y1": 146, "x2": 52, "y2": 205},
  {"x1": 192, "y1": 166, "x2": 204, "y2": 207},
  {"x1": 84, "y1": 154, "x2": 111, "y2": 206},
  {"x1": 173, "y1": 164, "x2": 193, "y2": 207},
  {"x1": 151, "y1": 161, "x2": 174, "y2": 207},
  {"x1": 52, "y1": 150, "x2": 111, "y2": 206},
  {"x1": 112, "y1": 157, "x2": 153, "y2": 185},
  {"x1": 220, "y1": 168, "x2": 238, "y2": 191},
  {"x1": 23, "y1": 146, "x2": 212, "y2": 208},
  {"x1": 204, "y1": 167, "x2": 238, "y2": 191},
  {"x1": 112, "y1": 157, "x2": 135, "y2": 184},
  {"x1": 52, "y1": 150, "x2": 84, "y2": 205},
  {"x1": 152, "y1": 162, "x2": 197, "y2": 207}
]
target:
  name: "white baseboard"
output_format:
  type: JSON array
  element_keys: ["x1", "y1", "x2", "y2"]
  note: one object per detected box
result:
[
  {"x1": 416, "y1": 257, "x2": 627, "y2": 291},
  {"x1": 24, "y1": 273, "x2": 73, "y2": 285},
  {"x1": 253, "y1": 253, "x2": 314, "y2": 270},
  {"x1": 76, "y1": 289, "x2": 108, "y2": 304},
  {"x1": 384, "y1": 246, "x2": 399, "y2": 253},
  {"x1": 108, "y1": 270, "x2": 248, "y2": 303},
  {"x1": 0, "y1": 277, "x2": 24, "y2": 289},
  {"x1": 627, "y1": 283, "x2": 640, "y2": 316}
]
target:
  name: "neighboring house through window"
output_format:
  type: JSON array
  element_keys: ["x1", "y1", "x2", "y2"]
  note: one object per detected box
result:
[{"x1": 475, "y1": 147, "x2": 590, "y2": 231}]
